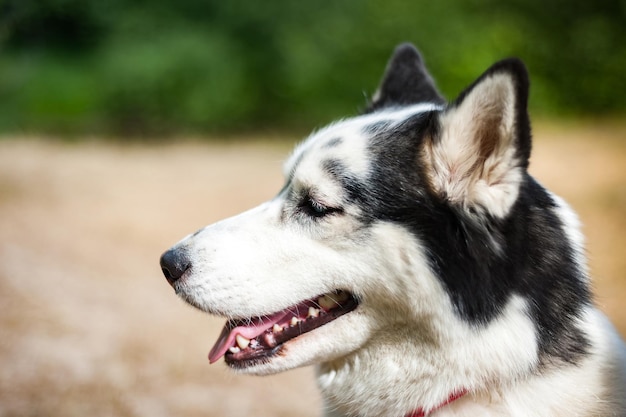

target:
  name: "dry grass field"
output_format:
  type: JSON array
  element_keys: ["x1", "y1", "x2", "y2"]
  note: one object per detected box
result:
[{"x1": 0, "y1": 122, "x2": 625, "y2": 416}]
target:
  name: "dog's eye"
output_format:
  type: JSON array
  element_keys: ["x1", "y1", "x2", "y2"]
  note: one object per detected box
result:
[{"x1": 300, "y1": 197, "x2": 341, "y2": 218}]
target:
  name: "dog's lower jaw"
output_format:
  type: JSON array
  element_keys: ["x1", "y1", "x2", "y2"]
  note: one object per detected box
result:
[{"x1": 227, "y1": 309, "x2": 374, "y2": 376}]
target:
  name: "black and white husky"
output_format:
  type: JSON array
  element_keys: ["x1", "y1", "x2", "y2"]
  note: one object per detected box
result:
[{"x1": 160, "y1": 44, "x2": 626, "y2": 416}]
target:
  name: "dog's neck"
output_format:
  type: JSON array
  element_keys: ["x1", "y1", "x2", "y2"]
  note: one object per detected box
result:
[
  {"x1": 315, "y1": 297, "x2": 537, "y2": 417},
  {"x1": 316, "y1": 341, "x2": 473, "y2": 417},
  {"x1": 405, "y1": 389, "x2": 467, "y2": 417}
]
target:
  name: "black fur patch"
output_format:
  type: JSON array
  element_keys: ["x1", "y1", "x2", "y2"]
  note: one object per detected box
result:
[
  {"x1": 340, "y1": 111, "x2": 590, "y2": 366},
  {"x1": 361, "y1": 120, "x2": 393, "y2": 136},
  {"x1": 321, "y1": 158, "x2": 364, "y2": 202},
  {"x1": 366, "y1": 43, "x2": 445, "y2": 112}
]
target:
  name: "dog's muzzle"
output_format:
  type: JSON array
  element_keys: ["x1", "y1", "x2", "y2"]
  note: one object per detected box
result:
[{"x1": 160, "y1": 247, "x2": 191, "y2": 286}]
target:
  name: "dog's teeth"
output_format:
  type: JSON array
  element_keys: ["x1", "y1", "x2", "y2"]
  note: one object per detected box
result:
[
  {"x1": 308, "y1": 307, "x2": 320, "y2": 318},
  {"x1": 263, "y1": 332, "x2": 277, "y2": 348},
  {"x1": 228, "y1": 346, "x2": 241, "y2": 354},
  {"x1": 273, "y1": 324, "x2": 283, "y2": 332},
  {"x1": 236, "y1": 334, "x2": 250, "y2": 349},
  {"x1": 290, "y1": 317, "x2": 300, "y2": 326},
  {"x1": 318, "y1": 295, "x2": 336, "y2": 310}
]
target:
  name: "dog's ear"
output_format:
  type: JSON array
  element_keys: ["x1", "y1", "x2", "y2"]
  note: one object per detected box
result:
[
  {"x1": 366, "y1": 43, "x2": 445, "y2": 112},
  {"x1": 421, "y1": 59, "x2": 531, "y2": 218}
]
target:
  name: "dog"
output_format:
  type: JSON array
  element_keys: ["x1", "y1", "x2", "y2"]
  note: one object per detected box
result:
[{"x1": 160, "y1": 43, "x2": 626, "y2": 416}]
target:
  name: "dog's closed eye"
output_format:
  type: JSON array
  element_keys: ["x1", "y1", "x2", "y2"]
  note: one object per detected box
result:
[{"x1": 299, "y1": 196, "x2": 343, "y2": 219}]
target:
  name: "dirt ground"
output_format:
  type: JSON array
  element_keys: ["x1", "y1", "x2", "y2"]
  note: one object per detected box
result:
[{"x1": 0, "y1": 122, "x2": 624, "y2": 417}]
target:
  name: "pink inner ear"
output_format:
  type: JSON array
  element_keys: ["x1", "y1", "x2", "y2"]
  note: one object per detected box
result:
[{"x1": 422, "y1": 71, "x2": 524, "y2": 218}]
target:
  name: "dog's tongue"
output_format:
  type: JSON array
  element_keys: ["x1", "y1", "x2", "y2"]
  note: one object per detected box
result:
[{"x1": 208, "y1": 311, "x2": 290, "y2": 363}]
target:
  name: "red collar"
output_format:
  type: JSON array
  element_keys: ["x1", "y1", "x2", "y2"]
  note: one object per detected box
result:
[{"x1": 405, "y1": 389, "x2": 468, "y2": 417}]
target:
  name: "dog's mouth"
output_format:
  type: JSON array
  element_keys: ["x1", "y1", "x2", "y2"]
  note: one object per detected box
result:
[{"x1": 208, "y1": 290, "x2": 358, "y2": 368}]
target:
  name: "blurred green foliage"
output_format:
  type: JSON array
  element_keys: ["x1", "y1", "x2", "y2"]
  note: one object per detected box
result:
[{"x1": 1, "y1": 0, "x2": 624, "y2": 136}]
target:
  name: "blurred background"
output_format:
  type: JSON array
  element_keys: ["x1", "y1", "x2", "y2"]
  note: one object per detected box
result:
[
  {"x1": 1, "y1": 0, "x2": 625, "y2": 136},
  {"x1": 0, "y1": 1, "x2": 625, "y2": 416}
]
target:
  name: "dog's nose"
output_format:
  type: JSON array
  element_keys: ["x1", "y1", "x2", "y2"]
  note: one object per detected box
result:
[{"x1": 160, "y1": 248, "x2": 191, "y2": 286}]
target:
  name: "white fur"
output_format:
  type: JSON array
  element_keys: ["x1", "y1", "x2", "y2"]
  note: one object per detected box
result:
[
  {"x1": 286, "y1": 103, "x2": 443, "y2": 180},
  {"x1": 167, "y1": 102, "x2": 625, "y2": 417},
  {"x1": 548, "y1": 190, "x2": 591, "y2": 283}
]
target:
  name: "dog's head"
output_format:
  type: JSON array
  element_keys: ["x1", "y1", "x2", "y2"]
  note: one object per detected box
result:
[{"x1": 160, "y1": 43, "x2": 554, "y2": 382}]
